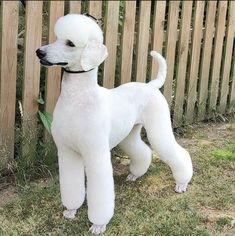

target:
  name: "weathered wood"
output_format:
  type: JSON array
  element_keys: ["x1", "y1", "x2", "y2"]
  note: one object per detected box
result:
[
  {"x1": 218, "y1": 1, "x2": 235, "y2": 113},
  {"x1": 173, "y1": 1, "x2": 193, "y2": 127},
  {"x1": 23, "y1": 2, "x2": 43, "y2": 123},
  {"x1": 103, "y1": 1, "x2": 119, "y2": 88},
  {"x1": 198, "y1": 1, "x2": 217, "y2": 121},
  {"x1": 0, "y1": 1, "x2": 19, "y2": 163},
  {"x1": 136, "y1": 1, "x2": 151, "y2": 83},
  {"x1": 185, "y1": 1, "x2": 205, "y2": 123},
  {"x1": 163, "y1": 1, "x2": 180, "y2": 105},
  {"x1": 22, "y1": 1, "x2": 43, "y2": 156},
  {"x1": 151, "y1": 1, "x2": 166, "y2": 82},
  {"x1": 69, "y1": 1, "x2": 81, "y2": 14},
  {"x1": 88, "y1": 1, "x2": 102, "y2": 19},
  {"x1": 120, "y1": 1, "x2": 136, "y2": 84},
  {"x1": 45, "y1": 1, "x2": 65, "y2": 114},
  {"x1": 208, "y1": 1, "x2": 228, "y2": 116}
]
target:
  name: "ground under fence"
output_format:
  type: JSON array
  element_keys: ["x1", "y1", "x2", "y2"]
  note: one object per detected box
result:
[{"x1": 0, "y1": 1, "x2": 235, "y2": 166}]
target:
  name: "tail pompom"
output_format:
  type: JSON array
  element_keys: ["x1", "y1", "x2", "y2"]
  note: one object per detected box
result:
[{"x1": 148, "y1": 51, "x2": 167, "y2": 89}]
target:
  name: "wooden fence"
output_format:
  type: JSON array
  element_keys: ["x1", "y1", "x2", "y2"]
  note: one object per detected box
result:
[{"x1": 0, "y1": 1, "x2": 235, "y2": 166}]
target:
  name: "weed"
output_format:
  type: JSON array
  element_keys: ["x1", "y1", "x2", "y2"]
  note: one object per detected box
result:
[{"x1": 212, "y1": 149, "x2": 235, "y2": 161}]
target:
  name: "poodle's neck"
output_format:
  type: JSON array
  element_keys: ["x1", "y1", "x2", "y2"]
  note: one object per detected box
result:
[{"x1": 61, "y1": 67, "x2": 99, "y2": 92}]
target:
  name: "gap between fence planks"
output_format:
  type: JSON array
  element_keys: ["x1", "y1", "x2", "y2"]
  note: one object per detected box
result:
[
  {"x1": 218, "y1": 1, "x2": 235, "y2": 113},
  {"x1": 150, "y1": 1, "x2": 166, "y2": 82},
  {"x1": 135, "y1": 1, "x2": 151, "y2": 83},
  {"x1": 208, "y1": 1, "x2": 228, "y2": 116},
  {"x1": 103, "y1": 1, "x2": 119, "y2": 88},
  {"x1": 198, "y1": 1, "x2": 217, "y2": 121},
  {"x1": 173, "y1": 1, "x2": 193, "y2": 127},
  {"x1": 0, "y1": 1, "x2": 19, "y2": 162},
  {"x1": 185, "y1": 1, "x2": 205, "y2": 123},
  {"x1": 45, "y1": 1, "x2": 65, "y2": 114},
  {"x1": 120, "y1": 1, "x2": 136, "y2": 84},
  {"x1": 163, "y1": 1, "x2": 180, "y2": 106}
]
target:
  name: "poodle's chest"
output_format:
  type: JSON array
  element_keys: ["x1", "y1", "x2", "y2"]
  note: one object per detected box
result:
[{"x1": 51, "y1": 95, "x2": 110, "y2": 148}]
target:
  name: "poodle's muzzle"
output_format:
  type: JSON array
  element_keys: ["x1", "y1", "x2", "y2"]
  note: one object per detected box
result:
[{"x1": 36, "y1": 48, "x2": 68, "y2": 67}]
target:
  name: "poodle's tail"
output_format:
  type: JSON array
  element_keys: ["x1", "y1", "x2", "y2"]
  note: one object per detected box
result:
[{"x1": 148, "y1": 51, "x2": 167, "y2": 89}]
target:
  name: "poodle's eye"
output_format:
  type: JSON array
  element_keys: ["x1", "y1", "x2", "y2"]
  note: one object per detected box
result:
[{"x1": 66, "y1": 40, "x2": 75, "y2": 47}]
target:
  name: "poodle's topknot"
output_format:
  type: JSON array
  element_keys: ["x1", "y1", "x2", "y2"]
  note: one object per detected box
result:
[{"x1": 54, "y1": 14, "x2": 103, "y2": 47}]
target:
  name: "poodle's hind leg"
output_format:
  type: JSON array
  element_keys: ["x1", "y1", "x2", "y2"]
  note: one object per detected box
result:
[
  {"x1": 143, "y1": 92, "x2": 193, "y2": 192},
  {"x1": 58, "y1": 146, "x2": 85, "y2": 219},
  {"x1": 119, "y1": 124, "x2": 152, "y2": 181}
]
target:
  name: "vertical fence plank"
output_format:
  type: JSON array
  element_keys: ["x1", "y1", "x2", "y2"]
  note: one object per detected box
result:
[
  {"x1": 0, "y1": 1, "x2": 19, "y2": 164},
  {"x1": 218, "y1": 1, "x2": 235, "y2": 113},
  {"x1": 88, "y1": 1, "x2": 102, "y2": 19},
  {"x1": 23, "y1": 2, "x2": 43, "y2": 125},
  {"x1": 69, "y1": 1, "x2": 81, "y2": 14},
  {"x1": 120, "y1": 1, "x2": 136, "y2": 84},
  {"x1": 135, "y1": 1, "x2": 151, "y2": 83},
  {"x1": 103, "y1": 1, "x2": 119, "y2": 88},
  {"x1": 151, "y1": 1, "x2": 166, "y2": 81},
  {"x1": 198, "y1": 1, "x2": 217, "y2": 121},
  {"x1": 45, "y1": 1, "x2": 65, "y2": 114},
  {"x1": 163, "y1": 1, "x2": 180, "y2": 105},
  {"x1": 208, "y1": 1, "x2": 228, "y2": 116},
  {"x1": 185, "y1": 1, "x2": 205, "y2": 123},
  {"x1": 151, "y1": 1, "x2": 166, "y2": 80},
  {"x1": 173, "y1": 1, "x2": 193, "y2": 127},
  {"x1": 22, "y1": 1, "x2": 43, "y2": 156}
]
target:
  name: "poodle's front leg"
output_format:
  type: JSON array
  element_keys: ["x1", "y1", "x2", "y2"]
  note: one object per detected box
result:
[
  {"x1": 84, "y1": 148, "x2": 114, "y2": 235},
  {"x1": 58, "y1": 146, "x2": 85, "y2": 219}
]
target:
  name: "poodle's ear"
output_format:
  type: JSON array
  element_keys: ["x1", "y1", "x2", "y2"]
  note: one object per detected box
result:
[{"x1": 81, "y1": 40, "x2": 108, "y2": 71}]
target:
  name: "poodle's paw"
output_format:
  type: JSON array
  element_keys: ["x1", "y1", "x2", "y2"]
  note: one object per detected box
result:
[
  {"x1": 63, "y1": 209, "x2": 77, "y2": 219},
  {"x1": 175, "y1": 183, "x2": 188, "y2": 193},
  {"x1": 89, "y1": 224, "x2": 106, "y2": 235},
  {"x1": 126, "y1": 173, "x2": 138, "y2": 182}
]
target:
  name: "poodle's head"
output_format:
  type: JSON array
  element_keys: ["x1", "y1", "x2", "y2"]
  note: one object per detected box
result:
[{"x1": 36, "y1": 14, "x2": 108, "y2": 71}]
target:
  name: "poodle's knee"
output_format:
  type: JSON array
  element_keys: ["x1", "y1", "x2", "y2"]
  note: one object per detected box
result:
[
  {"x1": 120, "y1": 125, "x2": 152, "y2": 178},
  {"x1": 153, "y1": 142, "x2": 193, "y2": 191}
]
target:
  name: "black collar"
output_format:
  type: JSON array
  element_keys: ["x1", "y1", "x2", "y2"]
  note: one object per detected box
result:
[{"x1": 63, "y1": 68, "x2": 94, "y2": 74}]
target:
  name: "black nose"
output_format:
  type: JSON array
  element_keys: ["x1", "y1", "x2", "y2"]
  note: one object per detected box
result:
[{"x1": 36, "y1": 49, "x2": 46, "y2": 59}]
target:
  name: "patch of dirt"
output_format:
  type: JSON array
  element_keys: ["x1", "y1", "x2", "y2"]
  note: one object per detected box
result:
[
  {"x1": 199, "y1": 206, "x2": 235, "y2": 235},
  {"x1": 200, "y1": 206, "x2": 235, "y2": 221},
  {"x1": 0, "y1": 185, "x2": 18, "y2": 206},
  {"x1": 177, "y1": 122, "x2": 234, "y2": 149}
]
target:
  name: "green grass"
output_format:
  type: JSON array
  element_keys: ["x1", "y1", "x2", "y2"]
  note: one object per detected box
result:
[{"x1": 0, "y1": 121, "x2": 235, "y2": 235}]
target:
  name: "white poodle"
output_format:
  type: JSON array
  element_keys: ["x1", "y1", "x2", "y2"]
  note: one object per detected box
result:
[{"x1": 36, "y1": 14, "x2": 193, "y2": 235}]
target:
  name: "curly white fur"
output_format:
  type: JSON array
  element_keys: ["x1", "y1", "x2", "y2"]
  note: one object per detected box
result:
[{"x1": 36, "y1": 14, "x2": 193, "y2": 235}]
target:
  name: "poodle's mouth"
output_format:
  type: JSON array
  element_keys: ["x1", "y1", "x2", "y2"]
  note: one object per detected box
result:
[{"x1": 40, "y1": 59, "x2": 68, "y2": 67}]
